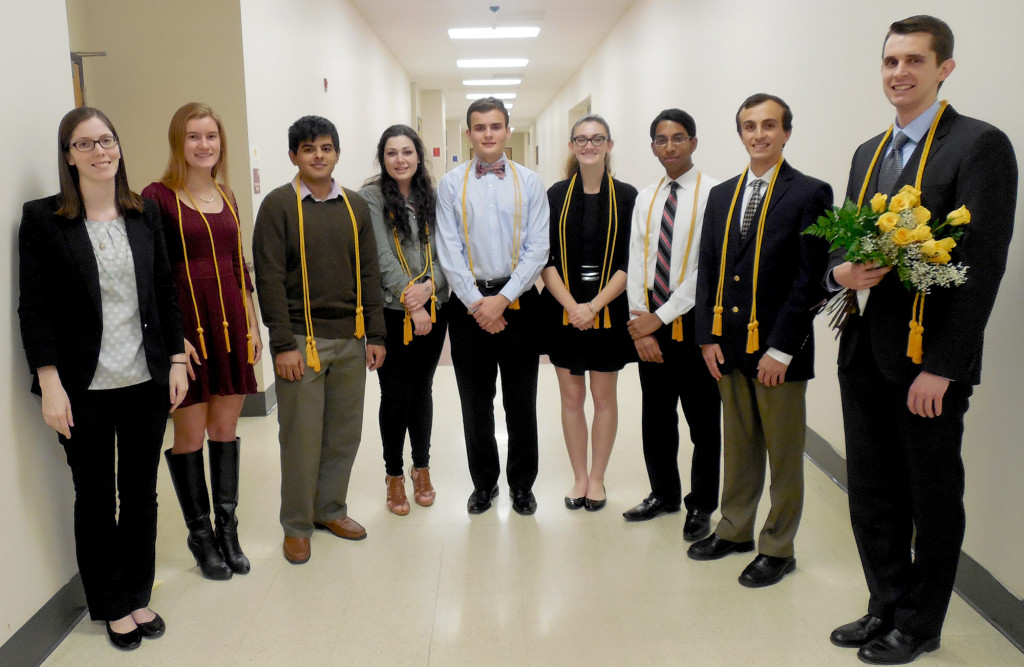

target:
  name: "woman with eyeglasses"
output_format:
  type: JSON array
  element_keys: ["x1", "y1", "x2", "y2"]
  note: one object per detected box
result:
[
  {"x1": 142, "y1": 103, "x2": 260, "y2": 581},
  {"x1": 18, "y1": 107, "x2": 188, "y2": 650},
  {"x1": 540, "y1": 114, "x2": 638, "y2": 512},
  {"x1": 360, "y1": 125, "x2": 449, "y2": 515}
]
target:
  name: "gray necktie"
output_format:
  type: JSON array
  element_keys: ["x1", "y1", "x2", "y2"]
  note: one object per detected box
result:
[
  {"x1": 877, "y1": 132, "x2": 908, "y2": 195},
  {"x1": 740, "y1": 179, "x2": 763, "y2": 240}
]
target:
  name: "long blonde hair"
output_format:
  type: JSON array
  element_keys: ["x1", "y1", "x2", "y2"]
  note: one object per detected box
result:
[{"x1": 159, "y1": 102, "x2": 230, "y2": 191}]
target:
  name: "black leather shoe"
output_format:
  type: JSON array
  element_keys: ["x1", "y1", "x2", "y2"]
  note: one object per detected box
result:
[
  {"x1": 857, "y1": 628, "x2": 940, "y2": 665},
  {"x1": 105, "y1": 623, "x2": 142, "y2": 651},
  {"x1": 831, "y1": 614, "x2": 889, "y2": 648},
  {"x1": 622, "y1": 495, "x2": 680, "y2": 522},
  {"x1": 687, "y1": 534, "x2": 755, "y2": 561},
  {"x1": 467, "y1": 485, "x2": 499, "y2": 514},
  {"x1": 584, "y1": 485, "x2": 606, "y2": 512},
  {"x1": 738, "y1": 554, "x2": 796, "y2": 587},
  {"x1": 564, "y1": 496, "x2": 585, "y2": 510},
  {"x1": 682, "y1": 509, "x2": 711, "y2": 542},
  {"x1": 510, "y1": 488, "x2": 537, "y2": 515},
  {"x1": 135, "y1": 612, "x2": 166, "y2": 639}
]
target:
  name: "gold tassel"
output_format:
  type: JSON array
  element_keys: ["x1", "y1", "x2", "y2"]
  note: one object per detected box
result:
[
  {"x1": 222, "y1": 321, "x2": 232, "y2": 353},
  {"x1": 562, "y1": 309, "x2": 569, "y2": 326},
  {"x1": 305, "y1": 336, "x2": 321, "y2": 373},
  {"x1": 246, "y1": 334, "x2": 254, "y2": 364},
  {"x1": 711, "y1": 306, "x2": 724, "y2": 336},
  {"x1": 672, "y1": 317, "x2": 683, "y2": 342},
  {"x1": 746, "y1": 321, "x2": 760, "y2": 354},
  {"x1": 906, "y1": 293, "x2": 924, "y2": 364},
  {"x1": 430, "y1": 296, "x2": 437, "y2": 323},
  {"x1": 603, "y1": 306, "x2": 611, "y2": 329},
  {"x1": 403, "y1": 311, "x2": 413, "y2": 345},
  {"x1": 197, "y1": 327, "x2": 208, "y2": 359},
  {"x1": 593, "y1": 314, "x2": 600, "y2": 328},
  {"x1": 354, "y1": 306, "x2": 365, "y2": 339},
  {"x1": 508, "y1": 298, "x2": 520, "y2": 310}
]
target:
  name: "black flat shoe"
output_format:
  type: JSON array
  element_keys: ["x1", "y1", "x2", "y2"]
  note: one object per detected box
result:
[
  {"x1": 857, "y1": 628, "x2": 939, "y2": 665},
  {"x1": 509, "y1": 488, "x2": 537, "y2": 515},
  {"x1": 686, "y1": 534, "x2": 755, "y2": 561},
  {"x1": 584, "y1": 485, "x2": 606, "y2": 512},
  {"x1": 831, "y1": 614, "x2": 889, "y2": 648},
  {"x1": 564, "y1": 496, "x2": 585, "y2": 510},
  {"x1": 105, "y1": 623, "x2": 142, "y2": 651},
  {"x1": 622, "y1": 495, "x2": 680, "y2": 522},
  {"x1": 467, "y1": 485, "x2": 499, "y2": 514},
  {"x1": 682, "y1": 509, "x2": 711, "y2": 542},
  {"x1": 738, "y1": 554, "x2": 796, "y2": 587},
  {"x1": 135, "y1": 612, "x2": 165, "y2": 639}
]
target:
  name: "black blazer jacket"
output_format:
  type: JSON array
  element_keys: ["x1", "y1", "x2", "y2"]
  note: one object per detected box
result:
[
  {"x1": 829, "y1": 105, "x2": 1017, "y2": 386},
  {"x1": 18, "y1": 195, "x2": 184, "y2": 395},
  {"x1": 695, "y1": 160, "x2": 833, "y2": 381}
]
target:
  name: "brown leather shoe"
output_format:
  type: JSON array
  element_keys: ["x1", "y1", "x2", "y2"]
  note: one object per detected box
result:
[
  {"x1": 283, "y1": 536, "x2": 310, "y2": 564},
  {"x1": 313, "y1": 516, "x2": 367, "y2": 541},
  {"x1": 409, "y1": 466, "x2": 436, "y2": 507},
  {"x1": 386, "y1": 475, "x2": 411, "y2": 515}
]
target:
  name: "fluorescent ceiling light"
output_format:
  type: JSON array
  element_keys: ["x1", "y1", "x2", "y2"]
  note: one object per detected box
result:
[
  {"x1": 448, "y1": 27, "x2": 540, "y2": 40},
  {"x1": 463, "y1": 78, "x2": 521, "y2": 86},
  {"x1": 505, "y1": 104, "x2": 514, "y2": 109},
  {"x1": 457, "y1": 58, "x2": 528, "y2": 68},
  {"x1": 466, "y1": 93, "x2": 517, "y2": 100}
]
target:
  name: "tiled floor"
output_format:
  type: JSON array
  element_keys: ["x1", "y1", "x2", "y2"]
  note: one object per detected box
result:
[{"x1": 44, "y1": 364, "x2": 1023, "y2": 665}]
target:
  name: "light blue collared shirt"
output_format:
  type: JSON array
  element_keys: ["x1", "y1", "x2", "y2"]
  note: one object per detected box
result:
[
  {"x1": 435, "y1": 157, "x2": 550, "y2": 306},
  {"x1": 887, "y1": 100, "x2": 942, "y2": 169},
  {"x1": 293, "y1": 177, "x2": 343, "y2": 202}
]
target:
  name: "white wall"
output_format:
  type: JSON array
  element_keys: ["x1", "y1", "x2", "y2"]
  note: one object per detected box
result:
[
  {"x1": 534, "y1": 0, "x2": 1024, "y2": 597},
  {"x1": 0, "y1": 0, "x2": 79, "y2": 644}
]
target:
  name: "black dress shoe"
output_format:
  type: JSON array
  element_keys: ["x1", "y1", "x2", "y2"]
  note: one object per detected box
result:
[
  {"x1": 135, "y1": 612, "x2": 166, "y2": 639},
  {"x1": 564, "y1": 496, "x2": 585, "y2": 510},
  {"x1": 105, "y1": 623, "x2": 142, "y2": 651},
  {"x1": 831, "y1": 614, "x2": 889, "y2": 648},
  {"x1": 857, "y1": 628, "x2": 940, "y2": 665},
  {"x1": 622, "y1": 495, "x2": 680, "y2": 522},
  {"x1": 467, "y1": 485, "x2": 499, "y2": 514},
  {"x1": 510, "y1": 488, "x2": 537, "y2": 515},
  {"x1": 738, "y1": 554, "x2": 796, "y2": 587},
  {"x1": 682, "y1": 509, "x2": 711, "y2": 542},
  {"x1": 687, "y1": 534, "x2": 755, "y2": 561}
]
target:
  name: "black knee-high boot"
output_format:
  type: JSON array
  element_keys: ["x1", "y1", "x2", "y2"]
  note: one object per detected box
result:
[
  {"x1": 164, "y1": 449, "x2": 232, "y2": 581},
  {"x1": 208, "y1": 438, "x2": 250, "y2": 574}
]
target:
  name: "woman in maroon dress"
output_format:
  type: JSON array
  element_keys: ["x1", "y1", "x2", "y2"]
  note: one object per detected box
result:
[{"x1": 143, "y1": 102, "x2": 261, "y2": 580}]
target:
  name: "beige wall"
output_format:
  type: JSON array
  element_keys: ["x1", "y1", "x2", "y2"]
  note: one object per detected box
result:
[
  {"x1": 534, "y1": 0, "x2": 1024, "y2": 597},
  {"x1": 1, "y1": 0, "x2": 79, "y2": 644}
]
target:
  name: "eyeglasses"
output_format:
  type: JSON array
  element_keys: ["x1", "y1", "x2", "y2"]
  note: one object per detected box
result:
[
  {"x1": 571, "y1": 135, "x2": 608, "y2": 147},
  {"x1": 653, "y1": 134, "x2": 692, "y2": 147},
  {"x1": 70, "y1": 136, "x2": 119, "y2": 152}
]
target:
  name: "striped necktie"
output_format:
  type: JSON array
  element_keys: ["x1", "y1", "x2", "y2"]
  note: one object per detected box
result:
[{"x1": 652, "y1": 181, "x2": 679, "y2": 307}]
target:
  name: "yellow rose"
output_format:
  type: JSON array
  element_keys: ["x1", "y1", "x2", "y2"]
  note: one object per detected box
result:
[
  {"x1": 889, "y1": 192, "x2": 914, "y2": 212},
  {"x1": 911, "y1": 206, "x2": 931, "y2": 226},
  {"x1": 921, "y1": 237, "x2": 956, "y2": 261},
  {"x1": 927, "y1": 250, "x2": 952, "y2": 264},
  {"x1": 891, "y1": 227, "x2": 915, "y2": 245},
  {"x1": 946, "y1": 205, "x2": 971, "y2": 226},
  {"x1": 910, "y1": 225, "x2": 932, "y2": 242},
  {"x1": 897, "y1": 184, "x2": 922, "y2": 207},
  {"x1": 876, "y1": 212, "x2": 899, "y2": 233},
  {"x1": 870, "y1": 193, "x2": 888, "y2": 214},
  {"x1": 935, "y1": 237, "x2": 956, "y2": 252}
]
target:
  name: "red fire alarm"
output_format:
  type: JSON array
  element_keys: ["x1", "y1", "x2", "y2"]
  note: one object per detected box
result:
[{"x1": 433, "y1": 147, "x2": 441, "y2": 157}]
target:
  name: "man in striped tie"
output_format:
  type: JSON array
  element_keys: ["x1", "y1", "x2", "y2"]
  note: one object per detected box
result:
[{"x1": 623, "y1": 109, "x2": 721, "y2": 539}]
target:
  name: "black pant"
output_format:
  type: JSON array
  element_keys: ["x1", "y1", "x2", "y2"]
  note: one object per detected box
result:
[
  {"x1": 447, "y1": 288, "x2": 540, "y2": 491},
  {"x1": 60, "y1": 381, "x2": 168, "y2": 621},
  {"x1": 637, "y1": 311, "x2": 721, "y2": 511},
  {"x1": 840, "y1": 338, "x2": 971, "y2": 638},
  {"x1": 377, "y1": 306, "x2": 449, "y2": 476}
]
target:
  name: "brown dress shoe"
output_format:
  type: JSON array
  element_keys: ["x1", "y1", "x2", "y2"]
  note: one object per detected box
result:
[
  {"x1": 386, "y1": 475, "x2": 410, "y2": 515},
  {"x1": 409, "y1": 466, "x2": 436, "y2": 507},
  {"x1": 314, "y1": 516, "x2": 367, "y2": 541},
  {"x1": 283, "y1": 536, "x2": 310, "y2": 564}
]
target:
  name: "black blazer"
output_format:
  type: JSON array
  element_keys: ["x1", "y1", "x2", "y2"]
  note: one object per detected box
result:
[
  {"x1": 18, "y1": 195, "x2": 184, "y2": 395},
  {"x1": 695, "y1": 160, "x2": 832, "y2": 381},
  {"x1": 829, "y1": 105, "x2": 1017, "y2": 386}
]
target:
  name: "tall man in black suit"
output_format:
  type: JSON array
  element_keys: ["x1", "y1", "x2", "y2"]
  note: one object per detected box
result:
[
  {"x1": 690, "y1": 94, "x2": 832, "y2": 589},
  {"x1": 827, "y1": 16, "x2": 1017, "y2": 665}
]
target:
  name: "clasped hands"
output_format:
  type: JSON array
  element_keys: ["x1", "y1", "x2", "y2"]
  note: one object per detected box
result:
[{"x1": 470, "y1": 294, "x2": 509, "y2": 333}]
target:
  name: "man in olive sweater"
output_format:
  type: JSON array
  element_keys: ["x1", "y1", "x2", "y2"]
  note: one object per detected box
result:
[{"x1": 253, "y1": 115, "x2": 385, "y2": 565}]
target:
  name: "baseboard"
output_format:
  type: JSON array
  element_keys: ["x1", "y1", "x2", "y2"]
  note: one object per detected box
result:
[
  {"x1": 0, "y1": 574, "x2": 86, "y2": 667},
  {"x1": 805, "y1": 428, "x2": 1024, "y2": 653},
  {"x1": 240, "y1": 385, "x2": 276, "y2": 417}
]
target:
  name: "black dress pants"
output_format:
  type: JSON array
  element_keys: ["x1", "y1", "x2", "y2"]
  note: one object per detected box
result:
[
  {"x1": 636, "y1": 311, "x2": 721, "y2": 511},
  {"x1": 447, "y1": 288, "x2": 540, "y2": 492},
  {"x1": 60, "y1": 381, "x2": 167, "y2": 621}
]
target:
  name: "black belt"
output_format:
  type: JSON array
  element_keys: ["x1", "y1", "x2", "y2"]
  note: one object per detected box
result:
[{"x1": 476, "y1": 276, "x2": 510, "y2": 294}]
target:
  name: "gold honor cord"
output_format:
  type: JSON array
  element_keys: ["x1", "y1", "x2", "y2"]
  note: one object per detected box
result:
[
  {"x1": 711, "y1": 158, "x2": 784, "y2": 354},
  {"x1": 641, "y1": 174, "x2": 702, "y2": 341},
  {"x1": 292, "y1": 176, "x2": 367, "y2": 373},
  {"x1": 460, "y1": 159, "x2": 523, "y2": 310},
  {"x1": 557, "y1": 172, "x2": 619, "y2": 329},
  {"x1": 855, "y1": 101, "x2": 949, "y2": 364},
  {"x1": 392, "y1": 220, "x2": 437, "y2": 346}
]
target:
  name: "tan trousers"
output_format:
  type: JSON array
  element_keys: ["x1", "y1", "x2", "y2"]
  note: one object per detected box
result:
[{"x1": 714, "y1": 370, "x2": 807, "y2": 558}]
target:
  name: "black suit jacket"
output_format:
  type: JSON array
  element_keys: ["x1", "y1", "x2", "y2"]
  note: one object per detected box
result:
[
  {"x1": 695, "y1": 160, "x2": 832, "y2": 381},
  {"x1": 18, "y1": 195, "x2": 184, "y2": 395},
  {"x1": 830, "y1": 105, "x2": 1017, "y2": 385}
]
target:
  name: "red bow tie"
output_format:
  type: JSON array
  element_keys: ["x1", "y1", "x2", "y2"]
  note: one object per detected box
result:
[{"x1": 475, "y1": 161, "x2": 506, "y2": 179}]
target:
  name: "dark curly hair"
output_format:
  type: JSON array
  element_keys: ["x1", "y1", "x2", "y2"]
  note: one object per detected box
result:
[{"x1": 366, "y1": 124, "x2": 436, "y2": 241}]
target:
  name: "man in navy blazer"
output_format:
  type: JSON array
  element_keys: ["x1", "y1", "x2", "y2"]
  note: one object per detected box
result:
[
  {"x1": 690, "y1": 94, "x2": 832, "y2": 588},
  {"x1": 827, "y1": 16, "x2": 1017, "y2": 665}
]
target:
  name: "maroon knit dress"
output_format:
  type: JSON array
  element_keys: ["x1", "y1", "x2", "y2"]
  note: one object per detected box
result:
[{"x1": 143, "y1": 182, "x2": 257, "y2": 407}]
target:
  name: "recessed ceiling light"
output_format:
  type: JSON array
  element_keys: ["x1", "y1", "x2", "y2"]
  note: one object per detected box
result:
[
  {"x1": 466, "y1": 93, "x2": 517, "y2": 100},
  {"x1": 448, "y1": 27, "x2": 540, "y2": 40},
  {"x1": 457, "y1": 58, "x2": 529, "y2": 68},
  {"x1": 504, "y1": 104, "x2": 514, "y2": 109},
  {"x1": 463, "y1": 78, "x2": 522, "y2": 86}
]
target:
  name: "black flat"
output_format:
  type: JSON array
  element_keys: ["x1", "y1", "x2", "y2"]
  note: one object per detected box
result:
[
  {"x1": 584, "y1": 485, "x2": 606, "y2": 512},
  {"x1": 564, "y1": 496, "x2": 585, "y2": 510},
  {"x1": 105, "y1": 622, "x2": 142, "y2": 651},
  {"x1": 135, "y1": 612, "x2": 165, "y2": 639}
]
